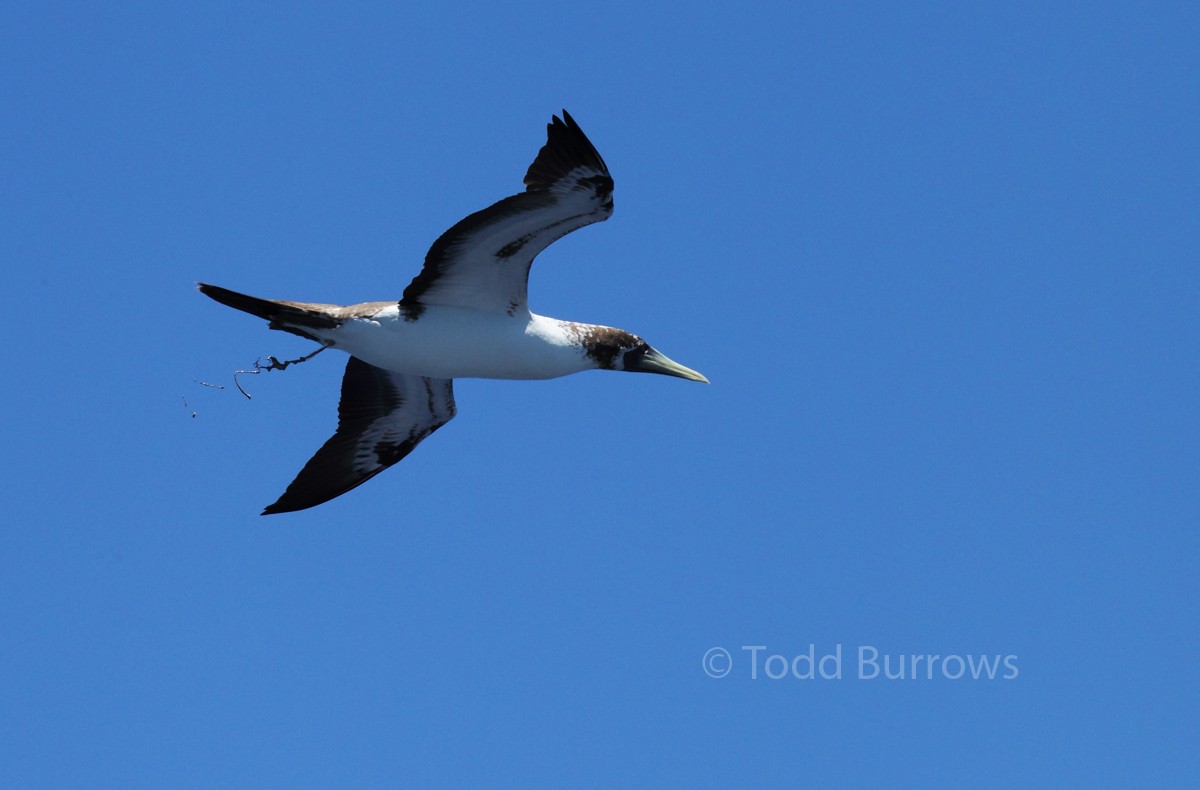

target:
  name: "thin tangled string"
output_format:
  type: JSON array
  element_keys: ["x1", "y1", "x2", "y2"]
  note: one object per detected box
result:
[{"x1": 232, "y1": 343, "x2": 330, "y2": 399}]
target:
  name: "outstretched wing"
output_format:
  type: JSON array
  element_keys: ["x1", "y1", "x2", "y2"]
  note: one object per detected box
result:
[
  {"x1": 399, "y1": 111, "x2": 614, "y2": 319},
  {"x1": 262, "y1": 357, "x2": 456, "y2": 514}
]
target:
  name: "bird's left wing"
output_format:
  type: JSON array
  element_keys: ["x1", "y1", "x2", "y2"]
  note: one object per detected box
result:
[
  {"x1": 262, "y1": 357, "x2": 456, "y2": 514},
  {"x1": 399, "y1": 111, "x2": 613, "y2": 319}
]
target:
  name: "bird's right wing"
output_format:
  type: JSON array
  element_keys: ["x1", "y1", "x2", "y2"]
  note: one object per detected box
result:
[{"x1": 398, "y1": 111, "x2": 614, "y2": 319}]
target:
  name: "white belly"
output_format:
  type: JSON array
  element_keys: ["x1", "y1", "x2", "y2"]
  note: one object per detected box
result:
[{"x1": 323, "y1": 306, "x2": 593, "y2": 380}]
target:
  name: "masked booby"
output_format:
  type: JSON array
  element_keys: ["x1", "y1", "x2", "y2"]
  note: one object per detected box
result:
[{"x1": 199, "y1": 111, "x2": 707, "y2": 515}]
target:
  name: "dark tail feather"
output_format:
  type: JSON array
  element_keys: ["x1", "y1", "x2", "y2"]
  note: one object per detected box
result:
[{"x1": 197, "y1": 282, "x2": 341, "y2": 342}]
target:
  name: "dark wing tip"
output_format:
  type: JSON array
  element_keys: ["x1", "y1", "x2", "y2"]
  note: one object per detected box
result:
[
  {"x1": 258, "y1": 449, "x2": 392, "y2": 515},
  {"x1": 522, "y1": 110, "x2": 610, "y2": 192},
  {"x1": 261, "y1": 491, "x2": 347, "y2": 515}
]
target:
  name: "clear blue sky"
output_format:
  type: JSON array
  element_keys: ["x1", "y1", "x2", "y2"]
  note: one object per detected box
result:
[{"x1": 3, "y1": 2, "x2": 1196, "y2": 786}]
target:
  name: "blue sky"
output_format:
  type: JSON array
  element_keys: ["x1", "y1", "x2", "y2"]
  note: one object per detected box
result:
[{"x1": 2, "y1": 1, "x2": 1196, "y2": 786}]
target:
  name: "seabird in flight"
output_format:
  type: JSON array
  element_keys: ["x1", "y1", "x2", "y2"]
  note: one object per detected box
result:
[{"x1": 199, "y1": 111, "x2": 707, "y2": 514}]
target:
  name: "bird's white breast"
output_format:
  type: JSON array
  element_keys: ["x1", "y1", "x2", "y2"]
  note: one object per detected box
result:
[{"x1": 326, "y1": 305, "x2": 594, "y2": 380}]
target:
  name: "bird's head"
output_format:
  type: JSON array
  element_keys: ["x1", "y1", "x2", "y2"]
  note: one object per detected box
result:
[{"x1": 581, "y1": 326, "x2": 708, "y2": 383}]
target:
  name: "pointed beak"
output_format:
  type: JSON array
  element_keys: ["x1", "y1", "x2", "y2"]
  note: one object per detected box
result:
[{"x1": 633, "y1": 347, "x2": 709, "y2": 383}]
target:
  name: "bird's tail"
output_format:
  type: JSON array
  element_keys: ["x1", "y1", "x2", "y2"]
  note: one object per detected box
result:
[{"x1": 197, "y1": 283, "x2": 343, "y2": 342}]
